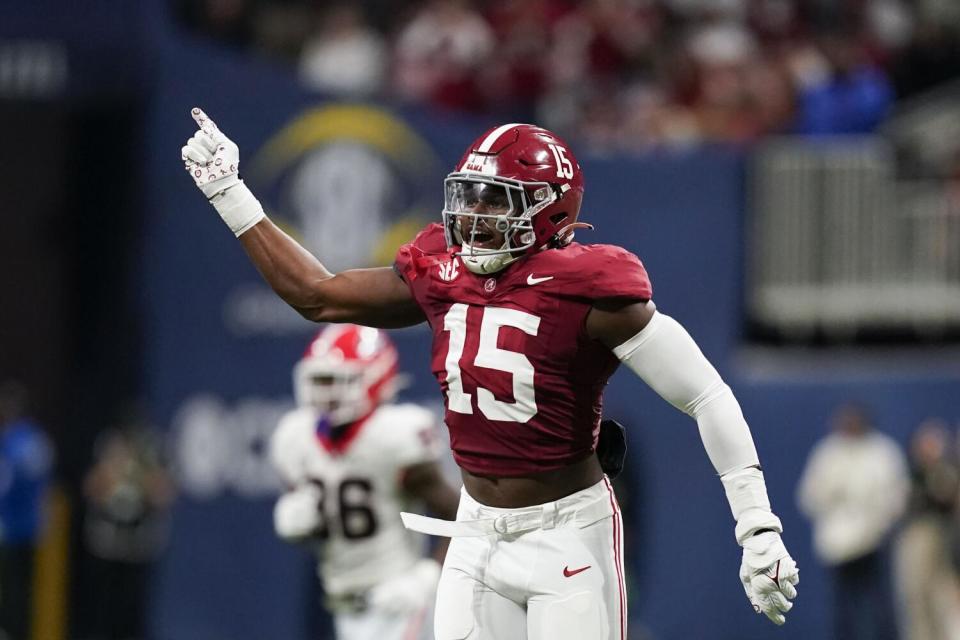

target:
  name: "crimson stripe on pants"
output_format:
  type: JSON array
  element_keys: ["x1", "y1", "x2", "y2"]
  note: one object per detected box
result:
[{"x1": 602, "y1": 477, "x2": 626, "y2": 640}]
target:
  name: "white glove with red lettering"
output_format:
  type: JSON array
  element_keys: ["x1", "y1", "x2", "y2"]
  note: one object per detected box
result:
[
  {"x1": 739, "y1": 531, "x2": 799, "y2": 625},
  {"x1": 367, "y1": 558, "x2": 441, "y2": 614},
  {"x1": 181, "y1": 107, "x2": 264, "y2": 236}
]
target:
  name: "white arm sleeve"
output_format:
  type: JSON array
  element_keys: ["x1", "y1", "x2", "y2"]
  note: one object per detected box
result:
[
  {"x1": 613, "y1": 311, "x2": 781, "y2": 543},
  {"x1": 612, "y1": 311, "x2": 758, "y2": 474}
]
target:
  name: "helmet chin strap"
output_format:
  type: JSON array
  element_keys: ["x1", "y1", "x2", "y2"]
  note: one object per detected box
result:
[{"x1": 459, "y1": 244, "x2": 519, "y2": 274}]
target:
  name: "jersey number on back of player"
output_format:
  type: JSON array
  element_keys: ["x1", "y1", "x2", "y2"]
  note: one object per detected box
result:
[{"x1": 308, "y1": 477, "x2": 378, "y2": 540}]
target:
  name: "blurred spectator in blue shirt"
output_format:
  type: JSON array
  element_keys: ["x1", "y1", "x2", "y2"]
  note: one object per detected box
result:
[
  {"x1": 793, "y1": 31, "x2": 894, "y2": 135},
  {"x1": 0, "y1": 380, "x2": 54, "y2": 640}
]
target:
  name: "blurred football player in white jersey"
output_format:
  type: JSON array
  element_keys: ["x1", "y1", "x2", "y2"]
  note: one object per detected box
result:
[{"x1": 270, "y1": 324, "x2": 459, "y2": 640}]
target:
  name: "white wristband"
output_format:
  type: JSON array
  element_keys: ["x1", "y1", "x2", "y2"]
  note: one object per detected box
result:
[
  {"x1": 209, "y1": 180, "x2": 265, "y2": 236},
  {"x1": 721, "y1": 467, "x2": 783, "y2": 544}
]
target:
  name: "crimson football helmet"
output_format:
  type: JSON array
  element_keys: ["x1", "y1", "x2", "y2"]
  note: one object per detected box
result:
[
  {"x1": 443, "y1": 123, "x2": 588, "y2": 274},
  {"x1": 293, "y1": 324, "x2": 399, "y2": 425}
]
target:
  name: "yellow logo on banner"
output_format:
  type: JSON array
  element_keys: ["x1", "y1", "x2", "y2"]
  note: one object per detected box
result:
[{"x1": 248, "y1": 104, "x2": 438, "y2": 271}]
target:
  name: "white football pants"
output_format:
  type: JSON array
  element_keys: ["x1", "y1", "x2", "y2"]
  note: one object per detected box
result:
[{"x1": 431, "y1": 477, "x2": 626, "y2": 640}]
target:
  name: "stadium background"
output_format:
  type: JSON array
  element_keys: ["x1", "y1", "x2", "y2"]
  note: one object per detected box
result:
[{"x1": 2, "y1": 1, "x2": 959, "y2": 639}]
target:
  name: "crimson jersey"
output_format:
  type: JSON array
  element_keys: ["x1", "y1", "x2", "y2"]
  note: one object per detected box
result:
[{"x1": 394, "y1": 223, "x2": 652, "y2": 476}]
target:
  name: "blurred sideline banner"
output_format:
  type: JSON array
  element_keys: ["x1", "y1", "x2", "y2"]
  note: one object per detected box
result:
[{"x1": 138, "y1": 19, "x2": 960, "y2": 640}]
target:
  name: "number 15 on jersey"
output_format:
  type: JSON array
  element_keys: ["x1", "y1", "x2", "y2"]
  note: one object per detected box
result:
[{"x1": 442, "y1": 304, "x2": 541, "y2": 423}]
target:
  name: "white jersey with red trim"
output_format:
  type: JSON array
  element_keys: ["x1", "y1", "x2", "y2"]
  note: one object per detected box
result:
[{"x1": 270, "y1": 403, "x2": 442, "y2": 595}]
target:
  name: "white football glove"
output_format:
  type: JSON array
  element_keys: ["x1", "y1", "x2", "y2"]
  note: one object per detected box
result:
[
  {"x1": 273, "y1": 484, "x2": 324, "y2": 541},
  {"x1": 739, "y1": 531, "x2": 799, "y2": 625},
  {"x1": 367, "y1": 558, "x2": 441, "y2": 615},
  {"x1": 181, "y1": 107, "x2": 264, "y2": 235},
  {"x1": 181, "y1": 107, "x2": 240, "y2": 197}
]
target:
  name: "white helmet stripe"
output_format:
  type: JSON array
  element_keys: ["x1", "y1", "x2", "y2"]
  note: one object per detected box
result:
[{"x1": 476, "y1": 123, "x2": 528, "y2": 153}]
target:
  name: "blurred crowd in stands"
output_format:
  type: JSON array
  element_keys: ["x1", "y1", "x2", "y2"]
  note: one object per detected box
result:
[{"x1": 174, "y1": 0, "x2": 960, "y2": 151}]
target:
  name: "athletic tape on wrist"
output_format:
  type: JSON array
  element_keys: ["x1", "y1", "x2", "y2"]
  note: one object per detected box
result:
[
  {"x1": 210, "y1": 180, "x2": 265, "y2": 236},
  {"x1": 721, "y1": 467, "x2": 782, "y2": 544},
  {"x1": 734, "y1": 508, "x2": 783, "y2": 545}
]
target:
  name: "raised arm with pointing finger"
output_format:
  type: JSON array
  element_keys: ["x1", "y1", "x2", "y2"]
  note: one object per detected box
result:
[{"x1": 181, "y1": 108, "x2": 424, "y2": 328}]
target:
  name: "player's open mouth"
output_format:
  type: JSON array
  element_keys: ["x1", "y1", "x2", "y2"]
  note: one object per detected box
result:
[
  {"x1": 466, "y1": 230, "x2": 500, "y2": 249},
  {"x1": 471, "y1": 231, "x2": 494, "y2": 244}
]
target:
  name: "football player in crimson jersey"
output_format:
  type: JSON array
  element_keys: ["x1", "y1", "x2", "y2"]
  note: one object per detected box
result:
[
  {"x1": 183, "y1": 109, "x2": 799, "y2": 639},
  {"x1": 270, "y1": 324, "x2": 459, "y2": 640}
]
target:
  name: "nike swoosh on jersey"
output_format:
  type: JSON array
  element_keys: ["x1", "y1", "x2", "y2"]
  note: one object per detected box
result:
[
  {"x1": 563, "y1": 565, "x2": 591, "y2": 577},
  {"x1": 526, "y1": 274, "x2": 554, "y2": 285}
]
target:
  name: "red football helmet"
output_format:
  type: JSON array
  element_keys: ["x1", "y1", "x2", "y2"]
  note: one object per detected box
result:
[
  {"x1": 443, "y1": 123, "x2": 588, "y2": 274},
  {"x1": 293, "y1": 324, "x2": 399, "y2": 425}
]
